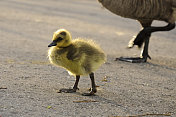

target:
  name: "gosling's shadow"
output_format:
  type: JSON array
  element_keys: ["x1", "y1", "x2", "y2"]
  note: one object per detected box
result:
[{"x1": 73, "y1": 90, "x2": 130, "y2": 113}]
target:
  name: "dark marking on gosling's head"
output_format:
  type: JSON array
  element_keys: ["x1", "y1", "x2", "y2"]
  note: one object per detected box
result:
[
  {"x1": 48, "y1": 29, "x2": 72, "y2": 48},
  {"x1": 60, "y1": 31, "x2": 66, "y2": 36},
  {"x1": 55, "y1": 37, "x2": 64, "y2": 42},
  {"x1": 48, "y1": 37, "x2": 63, "y2": 47}
]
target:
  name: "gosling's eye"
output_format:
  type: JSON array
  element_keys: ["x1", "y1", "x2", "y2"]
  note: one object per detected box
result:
[
  {"x1": 60, "y1": 32, "x2": 66, "y2": 36},
  {"x1": 54, "y1": 37, "x2": 63, "y2": 42}
]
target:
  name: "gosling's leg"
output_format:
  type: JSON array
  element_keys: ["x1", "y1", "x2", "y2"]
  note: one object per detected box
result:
[
  {"x1": 118, "y1": 23, "x2": 175, "y2": 63},
  {"x1": 59, "y1": 75, "x2": 80, "y2": 93},
  {"x1": 82, "y1": 73, "x2": 97, "y2": 96}
]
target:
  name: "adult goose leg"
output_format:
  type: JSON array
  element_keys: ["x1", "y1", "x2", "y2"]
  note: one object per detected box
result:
[{"x1": 118, "y1": 21, "x2": 175, "y2": 63}]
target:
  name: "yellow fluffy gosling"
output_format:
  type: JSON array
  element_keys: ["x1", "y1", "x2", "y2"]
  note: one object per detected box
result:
[{"x1": 48, "y1": 29, "x2": 106, "y2": 96}]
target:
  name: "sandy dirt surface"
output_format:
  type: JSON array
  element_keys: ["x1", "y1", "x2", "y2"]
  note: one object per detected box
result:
[{"x1": 0, "y1": 0, "x2": 176, "y2": 117}]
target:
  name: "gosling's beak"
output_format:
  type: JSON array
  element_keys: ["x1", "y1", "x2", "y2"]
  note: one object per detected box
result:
[{"x1": 48, "y1": 41, "x2": 57, "y2": 47}]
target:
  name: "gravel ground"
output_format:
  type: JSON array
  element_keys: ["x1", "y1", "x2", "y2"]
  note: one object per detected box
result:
[{"x1": 0, "y1": 0, "x2": 176, "y2": 117}]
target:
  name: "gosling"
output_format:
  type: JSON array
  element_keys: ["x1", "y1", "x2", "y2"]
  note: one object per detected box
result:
[{"x1": 48, "y1": 29, "x2": 106, "y2": 96}]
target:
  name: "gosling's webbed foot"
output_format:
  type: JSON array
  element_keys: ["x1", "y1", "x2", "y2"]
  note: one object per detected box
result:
[
  {"x1": 82, "y1": 88, "x2": 97, "y2": 96},
  {"x1": 116, "y1": 57, "x2": 147, "y2": 63},
  {"x1": 59, "y1": 88, "x2": 78, "y2": 93}
]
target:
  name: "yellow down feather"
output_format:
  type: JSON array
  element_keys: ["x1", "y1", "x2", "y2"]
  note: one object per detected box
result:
[{"x1": 48, "y1": 29, "x2": 106, "y2": 76}]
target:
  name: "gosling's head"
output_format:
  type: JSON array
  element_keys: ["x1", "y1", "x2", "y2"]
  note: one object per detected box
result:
[{"x1": 48, "y1": 29, "x2": 72, "y2": 48}]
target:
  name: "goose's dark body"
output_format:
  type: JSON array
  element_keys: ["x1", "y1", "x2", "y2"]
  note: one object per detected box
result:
[{"x1": 98, "y1": 0, "x2": 176, "y2": 63}]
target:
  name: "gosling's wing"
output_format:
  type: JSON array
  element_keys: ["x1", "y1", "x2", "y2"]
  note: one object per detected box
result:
[{"x1": 66, "y1": 46, "x2": 81, "y2": 61}]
